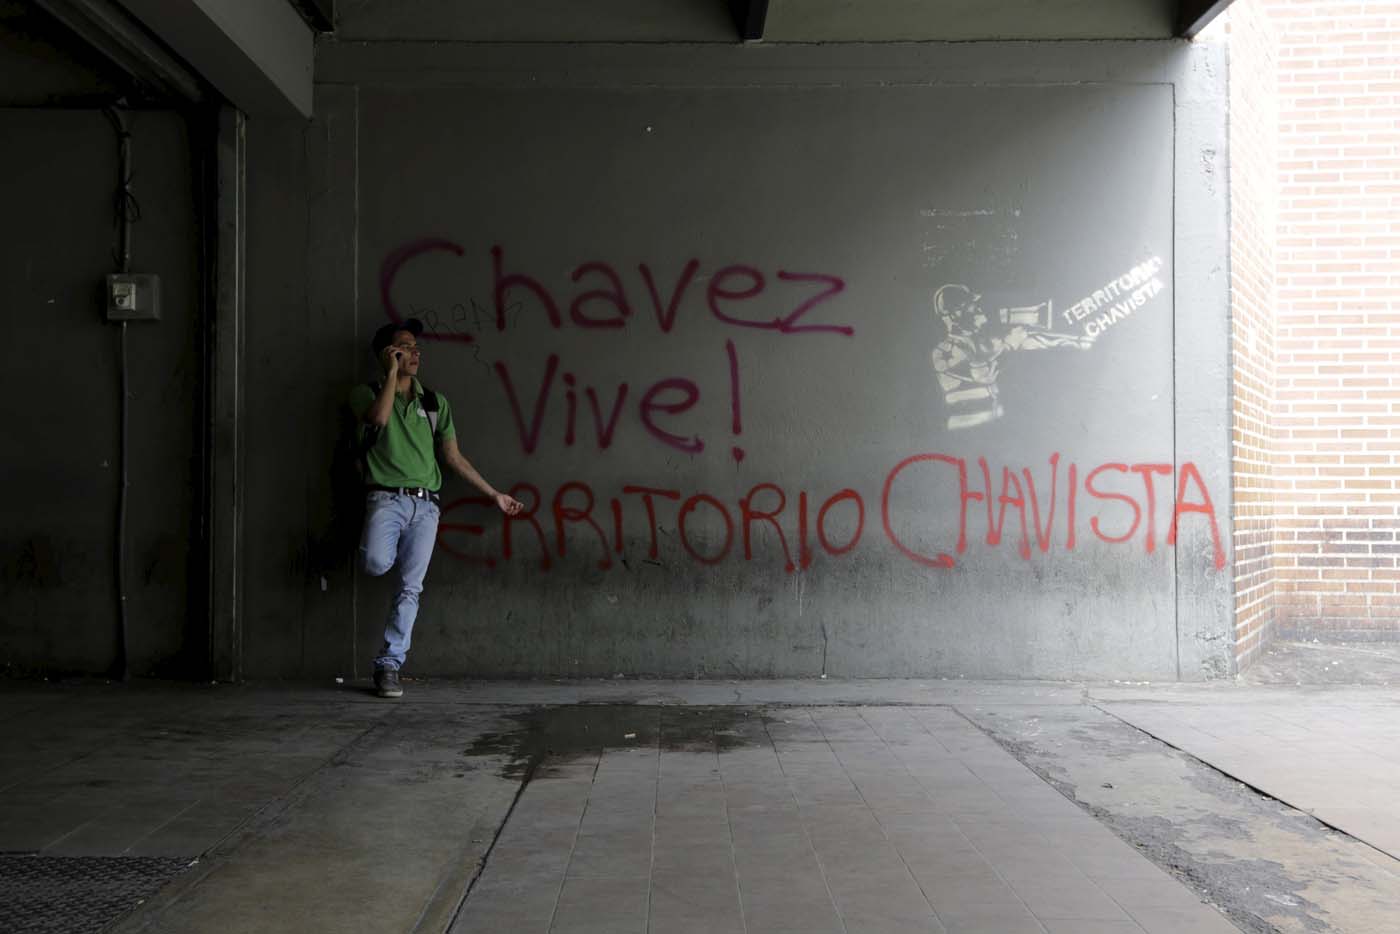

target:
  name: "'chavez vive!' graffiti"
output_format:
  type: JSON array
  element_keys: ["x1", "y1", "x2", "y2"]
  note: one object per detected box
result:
[
  {"x1": 382, "y1": 239, "x2": 851, "y2": 462},
  {"x1": 379, "y1": 238, "x2": 1223, "y2": 575}
]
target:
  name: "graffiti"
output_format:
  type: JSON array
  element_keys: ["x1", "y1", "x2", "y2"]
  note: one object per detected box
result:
[
  {"x1": 437, "y1": 453, "x2": 1226, "y2": 574},
  {"x1": 882, "y1": 453, "x2": 1226, "y2": 571},
  {"x1": 492, "y1": 346, "x2": 745, "y2": 459},
  {"x1": 1059, "y1": 256, "x2": 1166, "y2": 339},
  {"x1": 930, "y1": 284, "x2": 1092, "y2": 430},
  {"x1": 378, "y1": 237, "x2": 1222, "y2": 586},
  {"x1": 725, "y1": 340, "x2": 745, "y2": 462},
  {"x1": 929, "y1": 255, "x2": 1169, "y2": 430},
  {"x1": 381, "y1": 239, "x2": 853, "y2": 338},
  {"x1": 438, "y1": 480, "x2": 870, "y2": 573},
  {"x1": 919, "y1": 207, "x2": 1022, "y2": 275},
  {"x1": 379, "y1": 238, "x2": 475, "y2": 343},
  {"x1": 702, "y1": 267, "x2": 851, "y2": 336},
  {"x1": 385, "y1": 240, "x2": 851, "y2": 461}
]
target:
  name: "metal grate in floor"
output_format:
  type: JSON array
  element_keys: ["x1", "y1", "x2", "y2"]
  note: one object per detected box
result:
[{"x1": 0, "y1": 854, "x2": 191, "y2": 933}]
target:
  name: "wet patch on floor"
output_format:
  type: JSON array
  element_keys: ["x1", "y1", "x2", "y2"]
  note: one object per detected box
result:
[{"x1": 462, "y1": 705, "x2": 771, "y2": 780}]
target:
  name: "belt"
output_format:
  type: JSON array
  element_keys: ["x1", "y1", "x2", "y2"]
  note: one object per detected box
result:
[{"x1": 368, "y1": 485, "x2": 440, "y2": 503}]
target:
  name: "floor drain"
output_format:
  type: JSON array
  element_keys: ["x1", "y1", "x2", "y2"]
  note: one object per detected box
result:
[{"x1": 0, "y1": 854, "x2": 191, "y2": 933}]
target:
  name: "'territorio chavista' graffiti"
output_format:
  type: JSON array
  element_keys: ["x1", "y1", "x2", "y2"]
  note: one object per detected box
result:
[{"x1": 1061, "y1": 256, "x2": 1166, "y2": 339}]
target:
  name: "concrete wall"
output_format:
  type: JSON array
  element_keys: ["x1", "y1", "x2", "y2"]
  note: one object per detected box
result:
[
  {"x1": 0, "y1": 104, "x2": 201, "y2": 675},
  {"x1": 239, "y1": 39, "x2": 1233, "y2": 681},
  {"x1": 0, "y1": 3, "x2": 1233, "y2": 682},
  {"x1": 0, "y1": 5, "x2": 203, "y2": 677}
]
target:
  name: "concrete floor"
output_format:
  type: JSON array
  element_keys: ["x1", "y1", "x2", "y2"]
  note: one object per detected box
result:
[{"x1": 3, "y1": 643, "x2": 1399, "y2": 934}]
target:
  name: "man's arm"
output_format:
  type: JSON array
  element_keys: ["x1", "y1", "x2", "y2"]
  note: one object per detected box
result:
[
  {"x1": 439, "y1": 437, "x2": 523, "y2": 515},
  {"x1": 362, "y1": 349, "x2": 402, "y2": 427},
  {"x1": 1004, "y1": 325, "x2": 1093, "y2": 351}
]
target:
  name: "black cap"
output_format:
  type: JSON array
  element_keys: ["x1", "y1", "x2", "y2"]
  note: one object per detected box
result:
[{"x1": 371, "y1": 318, "x2": 423, "y2": 354}]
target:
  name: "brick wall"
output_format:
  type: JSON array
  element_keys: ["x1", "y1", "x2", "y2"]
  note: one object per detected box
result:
[
  {"x1": 1222, "y1": 3, "x2": 1281, "y2": 667},
  {"x1": 1258, "y1": 0, "x2": 1400, "y2": 641}
]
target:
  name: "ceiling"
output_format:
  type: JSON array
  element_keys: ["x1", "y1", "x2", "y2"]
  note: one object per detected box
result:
[
  {"x1": 330, "y1": 0, "x2": 1231, "y2": 42},
  {"x1": 2, "y1": 0, "x2": 1235, "y2": 116}
]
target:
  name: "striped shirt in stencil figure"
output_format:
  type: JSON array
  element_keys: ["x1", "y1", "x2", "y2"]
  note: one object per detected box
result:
[{"x1": 930, "y1": 284, "x2": 1092, "y2": 430}]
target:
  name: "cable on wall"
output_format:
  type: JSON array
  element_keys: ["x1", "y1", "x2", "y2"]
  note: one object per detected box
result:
[{"x1": 102, "y1": 103, "x2": 139, "y2": 681}]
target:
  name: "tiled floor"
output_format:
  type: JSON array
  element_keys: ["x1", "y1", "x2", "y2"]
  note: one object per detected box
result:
[
  {"x1": 0, "y1": 687, "x2": 392, "y2": 858},
  {"x1": 0, "y1": 687, "x2": 525, "y2": 934},
  {"x1": 454, "y1": 706, "x2": 1239, "y2": 934},
  {"x1": 13, "y1": 679, "x2": 1396, "y2": 933}
]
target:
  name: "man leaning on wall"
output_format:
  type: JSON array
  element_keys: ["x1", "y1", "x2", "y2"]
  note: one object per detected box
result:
[{"x1": 350, "y1": 319, "x2": 523, "y2": 698}]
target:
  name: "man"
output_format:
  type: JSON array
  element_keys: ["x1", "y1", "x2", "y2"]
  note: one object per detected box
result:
[
  {"x1": 350, "y1": 318, "x2": 523, "y2": 698},
  {"x1": 930, "y1": 283, "x2": 1092, "y2": 430}
]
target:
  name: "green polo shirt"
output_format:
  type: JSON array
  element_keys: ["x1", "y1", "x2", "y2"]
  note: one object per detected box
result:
[{"x1": 348, "y1": 378, "x2": 456, "y2": 490}]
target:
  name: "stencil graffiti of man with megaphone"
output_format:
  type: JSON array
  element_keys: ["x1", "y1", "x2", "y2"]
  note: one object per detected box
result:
[{"x1": 930, "y1": 283, "x2": 1093, "y2": 431}]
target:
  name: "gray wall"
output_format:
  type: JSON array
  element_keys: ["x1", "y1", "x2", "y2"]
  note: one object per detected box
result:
[
  {"x1": 239, "y1": 39, "x2": 1232, "y2": 681},
  {"x1": 0, "y1": 106, "x2": 201, "y2": 675},
  {"x1": 0, "y1": 0, "x2": 202, "y2": 677},
  {"x1": 0, "y1": 9, "x2": 1233, "y2": 683}
]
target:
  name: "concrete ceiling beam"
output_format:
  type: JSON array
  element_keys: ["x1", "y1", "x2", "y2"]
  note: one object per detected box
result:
[
  {"x1": 286, "y1": 0, "x2": 333, "y2": 33},
  {"x1": 1177, "y1": 0, "x2": 1236, "y2": 38},
  {"x1": 115, "y1": 0, "x2": 313, "y2": 117},
  {"x1": 31, "y1": 0, "x2": 205, "y2": 103},
  {"x1": 730, "y1": 0, "x2": 770, "y2": 41}
]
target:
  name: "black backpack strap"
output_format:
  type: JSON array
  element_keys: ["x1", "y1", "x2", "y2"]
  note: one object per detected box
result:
[{"x1": 420, "y1": 387, "x2": 441, "y2": 440}]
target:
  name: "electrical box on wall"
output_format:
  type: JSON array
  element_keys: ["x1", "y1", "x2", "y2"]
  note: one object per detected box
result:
[{"x1": 106, "y1": 273, "x2": 161, "y2": 321}]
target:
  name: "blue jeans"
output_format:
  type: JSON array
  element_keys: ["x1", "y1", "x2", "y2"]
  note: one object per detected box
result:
[{"x1": 359, "y1": 491, "x2": 440, "y2": 672}]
